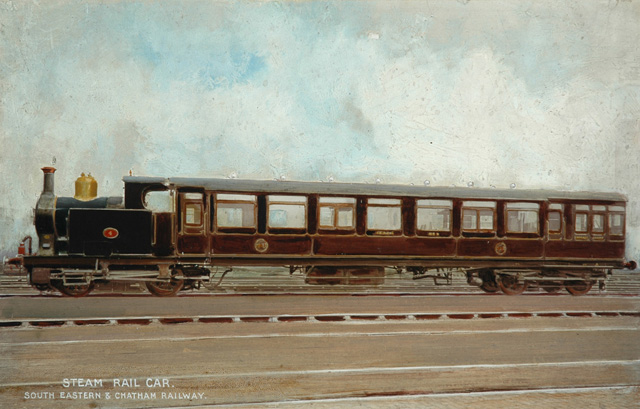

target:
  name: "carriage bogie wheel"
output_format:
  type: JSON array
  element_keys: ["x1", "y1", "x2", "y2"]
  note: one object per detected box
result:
[
  {"x1": 480, "y1": 280, "x2": 500, "y2": 293},
  {"x1": 53, "y1": 280, "x2": 95, "y2": 297},
  {"x1": 498, "y1": 275, "x2": 528, "y2": 295},
  {"x1": 565, "y1": 280, "x2": 593, "y2": 296},
  {"x1": 477, "y1": 269, "x2": 499, "y2": 293}
]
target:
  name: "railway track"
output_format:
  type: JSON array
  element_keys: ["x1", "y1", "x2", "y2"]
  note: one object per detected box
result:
[
  {"x1": 2, "y1": 309, "x2": 639, "y2": 329},
  {"x1": 1, "y1": 267, "x2": 639, "y2": 296}
]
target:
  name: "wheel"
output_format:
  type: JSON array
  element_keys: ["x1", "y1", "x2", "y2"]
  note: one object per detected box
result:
[
  {"x1": 565, "y1": 280, "x2": 593, "y2": 296},
  {"x1": 146, "y1": 269, "x2": 184, "y2": 297},
  {"x1": 33, "y1": 283, "x2": 53, "y2": 292},
  {"x1": 498, "y1": 275, "x2": 528, "y2": 295},
  {"x1": 480, "y1": 279, "x2": 500, "y2": 293},
  {"x1": 52, "y1": 280, "x2": 95, "y2": 297},
  {"x1": 478, "y1": 269, "x2": 499, "y2": 293}
]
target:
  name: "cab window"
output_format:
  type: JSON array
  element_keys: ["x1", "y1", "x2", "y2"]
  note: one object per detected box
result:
[{"x1": 144, "y1": 190, "x2": 173, "y2": 213}]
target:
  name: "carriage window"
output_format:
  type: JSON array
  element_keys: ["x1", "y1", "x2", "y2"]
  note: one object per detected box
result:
[
  {"x1": 268, "y1": 195, "x2": 307, "y2": 229},
  {"x1": 548, "y1": 204, "x2": 563, "y2": 234},
  {"x1": 318, "y1": 197, "x2": 356, "y2": 230},
  {"x1": 144, "y1": 190, "x2": 174, "y2": 212},
  {"x1": 575, "y1": 213, "x2": 588, "y2": 233},
  {"x1": 609, "y1": 214, "x2": 624, "y2": 235},
  {"x1": 319, "y1": 207, "x2": 334, "y2": 227},
  {"x1": 548, "y1": 212, "x2": 562, "y2": 233},
  {"x1": 572, "y1": 204, "x2": 624, "y2": 238},
  {"x1": 506, "y1": 202, "x2": 539, "y2": 234},
  {"x1": 462, "y1": 201, "x2": 496, "y2": 232},
  {"x1": 184, "y1": 203, "x2": 202, "y2": 226},
  {"x1": 416, "y1": 199, "x2": 452, "y2": 232},
  {"x1": 592, "y1": 214, "x2": 605, "y2": 233},
  {"x1": 609, "y1": 206, "x2": 625, "y2": 236},
  {"x1": 367, "y1": 198, "x2": 401, "y2": 232},
  {"x1": 216, "y1": 194, "x2": 256, "y2": 228}
]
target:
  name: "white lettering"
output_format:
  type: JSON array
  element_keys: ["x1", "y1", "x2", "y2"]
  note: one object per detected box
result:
[
  {"x1": 114, "y1": 392, "x2": 156, "y2": 400},
  {"x1": 146, "y1": 378, "x2": 171, "y2": 388},
  {"x1": 161, "y1": 392, "x2": 205, "y2": 399},
  {"x1": 24, "y1": 392, "x2": 55, "y2": 399},
  {"x1": 59, "y1": 391, "x2": 102, "y2": 399},
  {"x1": 113, "y1": 378, "x2": 140, "y2": 387},
  {"x1": 62, "y1": 378, "x2": 103, "y2": 387}
]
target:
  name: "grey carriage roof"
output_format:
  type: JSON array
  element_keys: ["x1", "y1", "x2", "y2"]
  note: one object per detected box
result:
[{"x1": 122, "y1": 176, "x2": 627, "y2": 203}]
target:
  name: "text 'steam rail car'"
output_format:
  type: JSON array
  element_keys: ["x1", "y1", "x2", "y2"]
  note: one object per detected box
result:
[{"x1": 19, "y1": 167, "x2": 636, "y2": 297}]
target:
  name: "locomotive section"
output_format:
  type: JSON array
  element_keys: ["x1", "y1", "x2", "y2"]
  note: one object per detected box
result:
[{"x1": 18, "y1": 167, "x2": 636, "y2": 297}]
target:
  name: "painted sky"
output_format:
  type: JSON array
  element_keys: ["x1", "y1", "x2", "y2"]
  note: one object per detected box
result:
[{"x1": 1, "y1": 0, "x2": 639, "y2": 258}]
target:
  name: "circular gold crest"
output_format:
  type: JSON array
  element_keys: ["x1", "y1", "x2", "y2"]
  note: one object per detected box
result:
[
  {"x1": 495, "y1": 242, "x2": 507, "y2": 256},
  {"x1": 254, "y1": 238, "x2": 269, "y2": 253}
]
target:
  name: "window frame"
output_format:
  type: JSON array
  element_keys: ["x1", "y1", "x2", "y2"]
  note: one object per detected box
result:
[
  {"x1": 547, "y1": 203, "x2": 564, "y2": 239},
  {"x1": 608, "y1": 205, "x2": 625, "y2": 240},
  {"x1": 461, "y1": 201, "x2": 496, "y2": 237},
  {"x1": 572, "y1": 204, "x2": 621, "y2": 241},
  {"x1": 574, "y1": 211, "x2": 589, "y2": 238},
  {"x1": 317, "y1": 197, "x2": 356, "y2": 233},
  {"x1": 179, "y1": 191, "x2": 206, "y2": 234},
  {"x1": 184, "y1": 203, "x2": 203, "y2": 226},
  {"x1": 366, "y1": 198, "x2": 402, "y2": 236},
  {"x1": 267, "y1": 195, "x2": 308, "y2": 234},
  {"x1": 591, "y1": 212, "x2": 605, "y2": 240},
  {"x1": 214, "y1": 193, "x2": 257, "y2": 234},
  {"x1": 415, "y1": 199, "x2": 453, "y2": 237},
  {"x1": 505, "y1": 202, "x2": 540, "y2": 237}
]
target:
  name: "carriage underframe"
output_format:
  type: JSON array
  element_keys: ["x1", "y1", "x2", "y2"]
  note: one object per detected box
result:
[{"x1": 25, "y1": 254, "x2": 618, "y2": 297}]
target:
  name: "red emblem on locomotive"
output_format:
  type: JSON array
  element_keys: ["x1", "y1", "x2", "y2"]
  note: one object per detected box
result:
[{"x1": 103, "y1": 227, "x2": 119, "y2": 239}]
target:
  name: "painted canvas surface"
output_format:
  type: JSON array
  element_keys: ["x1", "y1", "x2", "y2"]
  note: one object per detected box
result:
[{"x1": 0, "y1": 0, "x2": 639, "y2": 407}]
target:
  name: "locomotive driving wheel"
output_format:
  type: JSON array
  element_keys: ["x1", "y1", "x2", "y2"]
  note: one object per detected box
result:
[
  {"x1": 33, "y1": 283, "x2": 53, "y2": 292},
  {"x1": 498, "y1": 275, "x2": 528, "y2": 295},
  {"x1": 146, "y1": 268, "x2": 184, "y2": 297},
  {"x1": 565, "y1": 280, "x2": 593, "y2": 296}
]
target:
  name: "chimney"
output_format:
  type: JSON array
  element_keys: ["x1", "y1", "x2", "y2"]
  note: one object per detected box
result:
[{"x1": 41, "y1": 167, "x2": 56, "y2": 196}]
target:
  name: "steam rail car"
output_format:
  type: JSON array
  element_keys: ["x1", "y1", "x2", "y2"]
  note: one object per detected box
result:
[{"x1": 22, "y1": 167, "x2": 636, "y2": 296}]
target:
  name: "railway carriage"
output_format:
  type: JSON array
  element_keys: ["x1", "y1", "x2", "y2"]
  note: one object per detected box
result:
[{"x1": 21, "y1": 167, "x2": 636, "y2": 296}]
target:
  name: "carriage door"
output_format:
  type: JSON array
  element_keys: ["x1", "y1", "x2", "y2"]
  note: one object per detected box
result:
[{"x1": 177, "y1": 191, "x2": 208, "y2": 255}]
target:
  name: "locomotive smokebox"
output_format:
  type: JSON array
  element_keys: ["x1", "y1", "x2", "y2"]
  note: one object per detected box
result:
[{"x1": 35, "y1": 167, "x2": 57, "y2": 255}]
